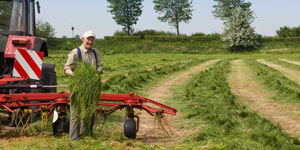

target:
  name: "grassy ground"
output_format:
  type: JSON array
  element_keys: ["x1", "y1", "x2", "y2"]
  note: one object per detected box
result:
[{"x1": 3, "y1": 48, "x2": 300, "y2": 149}]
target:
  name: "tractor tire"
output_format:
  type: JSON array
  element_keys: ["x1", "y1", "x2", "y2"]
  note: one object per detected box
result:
[
  {"x1": 53, "y1": 117, "x2": 69, "y2": 136},
  {"x1": 124, "y1": 118, "x2": 136, "y2": 139},
  {"x1": 31, "y1": 63, "x2": 57, "y2": 122}
]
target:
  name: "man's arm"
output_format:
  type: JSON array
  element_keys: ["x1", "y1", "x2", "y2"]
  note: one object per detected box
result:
[
  {"x1": 64, "y1": 49, "x2": 77, "y2": 76},
  {"x1": 96, "y1": 50, "x2": 103, "y2": 73}
]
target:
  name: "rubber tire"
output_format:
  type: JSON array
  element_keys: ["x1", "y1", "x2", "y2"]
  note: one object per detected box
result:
[
  {"x1": 53, "y1": 117, "x2": 69, "y2": 136},
  {"x1": 124, "y1": 118, "x2": 136, "y2": 139}
]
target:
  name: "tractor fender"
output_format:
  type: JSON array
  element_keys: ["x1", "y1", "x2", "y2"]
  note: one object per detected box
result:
[
  {"x1": 40, "y1": 63, "x2": 56, "y2": 86},
  {"x1": 33, "y1": 37, "x2": 48, "y2": 57}
]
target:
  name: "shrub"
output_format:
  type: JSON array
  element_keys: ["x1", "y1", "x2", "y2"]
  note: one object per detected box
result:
[
  {"x1": 223, "y1": 7, "x2": 260, "y2": 50},
  {"x1": 191, "y1": 32, "x2": 206, "y2": 36},
  {"x1": 276, "y1": 25, "x2": 300, "y2": 37},
  {"x1": 104, "y1": 36, "x2": 141, "y2": 41}
]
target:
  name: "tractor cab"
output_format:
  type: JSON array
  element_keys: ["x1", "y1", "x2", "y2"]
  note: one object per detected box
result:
[
  {"x1": 0, "y1": 0, "x2": 37, "y2": 36},
  {"x1": 1, "y1": 0, "x2": 38, "y2": 53},
  {"x1": 0, "y1": 0, "x2": 48, "y2": 75}
]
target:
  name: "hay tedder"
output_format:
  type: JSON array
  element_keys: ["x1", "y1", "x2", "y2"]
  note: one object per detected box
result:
[{"x1": 0, "y1": 0, "x2": 176, "y2": 139}]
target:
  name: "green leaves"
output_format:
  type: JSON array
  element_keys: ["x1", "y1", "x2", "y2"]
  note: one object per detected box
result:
[
  {"x1": 212, "y1": 0, "x2": 260, "y2": 50},
  {"x1": 107, "y1": 0, "x2": 144, "y2": 35},
  {"x1": 68, "y1": 62, "x2": 102, "y2": 128},
  {"x1": 36, "y1": 21, "x2": 56, "y2": 39},
  {"x1": 222, "y1": 6, "x2": 260, "y2": 50},
  {"x1": 212, "y1": 0, "x2": 252, "y2": 21},
  {"x1": 153, "y1": 0, "x2": 193, "y2": 36}
]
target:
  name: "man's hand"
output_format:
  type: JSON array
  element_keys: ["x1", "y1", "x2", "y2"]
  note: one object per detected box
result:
[{"x1": 65, "y1": 68, "x2": 74, "y2": 76}]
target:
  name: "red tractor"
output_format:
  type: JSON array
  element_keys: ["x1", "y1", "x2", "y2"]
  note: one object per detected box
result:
[
  {"x1": 0, "y1": 0, "x2": 56, "y2": 91},
  {"x1": 0, "y1": 0, "x2": 176, "y2": 139}
]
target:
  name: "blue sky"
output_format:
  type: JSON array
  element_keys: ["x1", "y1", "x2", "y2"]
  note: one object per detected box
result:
[{"x1": 36, "y1": 0, "x2": 300, "y2": 38}]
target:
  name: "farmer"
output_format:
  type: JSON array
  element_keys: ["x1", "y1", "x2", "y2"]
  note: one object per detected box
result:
[{"x1": 64, "y1": 30, "x2": 103, "y2": 141}]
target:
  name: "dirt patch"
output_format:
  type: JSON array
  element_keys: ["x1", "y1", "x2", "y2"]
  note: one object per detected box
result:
[
  {"x1": 228, "y1": 59, "x2": 300, "y2": 138},
  {"x1": 257, "y1": 59, "x2": 300, "y2": 85},
  {"x1": 136, "y1": 59, "x2": 219, "y2": 145},
  {"x1": 279, "y1": 58, "x2": 300, "y2": 66}
]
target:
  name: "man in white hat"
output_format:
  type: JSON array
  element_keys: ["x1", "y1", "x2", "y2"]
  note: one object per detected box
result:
[{"x1": 64, "y1": 30, "x2": 103, "y2": 141}]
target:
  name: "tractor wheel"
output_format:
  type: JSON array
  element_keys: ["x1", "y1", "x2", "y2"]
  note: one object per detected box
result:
[
  {"x1": 53, "y1": 117, "x2": 69, "y2": 136},
  {"x1": 31, "y1": 63, "x2": 57, "y2": 122},
  {"x1": 124, "y1": 118, "x2": 136, "y2": 139}
]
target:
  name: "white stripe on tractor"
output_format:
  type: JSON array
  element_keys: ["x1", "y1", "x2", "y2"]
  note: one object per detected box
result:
[
  {"x1": 27, "y1": 50, "x2": 43, "y2": 69},
  {"x1": 16, "y1": 50, "x2": 39, "y2": 80},
  {"x1": 12, "y1": 67, "x2": 21, "y2": 78}
]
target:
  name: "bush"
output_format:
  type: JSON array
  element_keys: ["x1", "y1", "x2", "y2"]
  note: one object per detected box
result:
[
  {"x1": 47, "y1": 38, "x2": 82, "y2": 50},
  {"x1": 104, "y1": 36, "x2": 141, "y2": 41},
  {"x1": 223, "y1": 7, "x2": 260, "y2": 50},
  {"x1": 276, "y1": 25, "x2": 300, "y2": 37},
  {"x1": 191, "y1": 32, "x2": 206, "y2": 36}
]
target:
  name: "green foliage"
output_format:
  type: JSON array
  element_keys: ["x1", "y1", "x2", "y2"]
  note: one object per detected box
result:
[
  {"x1": 223, "y1": 6, "x2": 260, "y2": 50},
  {"x1": 144, "y1": 35, "x2": 221, "y2": 42},
  {"x1": 68, "y1": 63, "x2": 102, "y2": 131},
  {"x1": 180, "y1": 60, "x2": 299, "y2": 149},
  {"x1": 212, "y1": 0, "x2": 252, "y2": 21},
  {"x1": 36, "y1": 21, "x2": 56, "y2": 39},
  {"x1": 47, "y1": 38, "x2": 82, "y2": 50},
  {"x1": 113, "y1": 30, "x2": 129, "y2": 36},
  {"x1": 153, "y1": 0, "x2": 193, "y2": 36},
  {"x1": 276, "y1": 25, "x2": 300, "y2": 37},
  {"x1": 107, "y1": 0, "x2": 144, "y2": 35},
  {"x1": 74, "y1": 34, "x2": 81, "y2": 40},
  {"x1": 132, "y1": 29, "x2": 176, "y2": 38},
  {"x1": 104, "y1": 36, "x2": 141, "y2": 41},
  {"x1": 191, "y1": 32, "x2": 206, "y2": 36},
  {"x1": 0, "y1": 1, "x2": 10, "y2": 30}
]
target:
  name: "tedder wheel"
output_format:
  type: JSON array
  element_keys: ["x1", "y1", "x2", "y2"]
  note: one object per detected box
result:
[
  {"x1": 53, "y1": 117, "x2": 69, "y2": 136},
  {"x1": 124, "y1": 118, "x2": 136, "y2": 139}
]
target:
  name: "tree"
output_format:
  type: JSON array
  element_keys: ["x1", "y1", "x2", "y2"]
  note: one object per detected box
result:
[
  {"x1": 74, "y1": 34, "x2": 81, "y2": 40},
  {"x1": 212, "y1": 0, "x2": 251, "y2": 21},
  {"x1": 153, "y1": 0, "x2": 193, "y2": 36},
  {"x1": 107, "y1": 0, "x2": 144, "y2": 35},
  {"x1": 222, "y1": 6, "x2": 260, "y2": 50},
  {"x1": 36, "y1": 21, "x2": 56, "y2": 39},
  {"x1": 276, "y1": 26, "x2": 300, "y2": 37}
]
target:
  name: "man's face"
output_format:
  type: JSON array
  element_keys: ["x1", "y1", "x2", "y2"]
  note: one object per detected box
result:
[{"x1": 82, "y1": 36, "x2": 95, "y2": 50}]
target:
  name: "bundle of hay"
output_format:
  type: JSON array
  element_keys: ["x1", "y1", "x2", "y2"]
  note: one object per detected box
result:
[{"x1": 68, "y1": 62, "x2": 102, "y2": 129}]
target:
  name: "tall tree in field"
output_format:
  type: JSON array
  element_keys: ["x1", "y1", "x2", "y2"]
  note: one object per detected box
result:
[
  {"x1": 222, "y1": 6, "x2": 260, "y2": 50},
  {"x1": 153, "y1": 0, "x2": 193, "y2": 36},
  {"x1": 212, "y1": 0, "x2": 251, "y2": 21},
  {"x1": 213, "y1": 0, "x2": 259, "y2": 50},
  {"x1": 107, "y1": 0, "x2": 144, "y2": 35}
]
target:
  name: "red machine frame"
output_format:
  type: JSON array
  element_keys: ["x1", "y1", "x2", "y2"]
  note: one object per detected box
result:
[{"x1": 0, "y1": 75, "x2": 177, "y2": 136}]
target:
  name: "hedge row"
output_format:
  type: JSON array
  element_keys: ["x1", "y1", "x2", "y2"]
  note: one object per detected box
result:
[
  {"x1": 103, "y1": 36, "x2": 141, "y2": 41},
  {"x1": 262, "y1": 37, "x2": 300, "y2": 42},
  {"x1": 104, "y1": 35, "x2": 221, "y2": 42},
  {"x1": 103, "y1": 36, "x2": 300, "y2": 42},
  {"x1": 48, "y1": 38, "x2": 82, "y2": 50}
]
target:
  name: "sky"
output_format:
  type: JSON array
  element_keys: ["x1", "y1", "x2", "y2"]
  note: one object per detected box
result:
[{"x1": 36, "y1": 0, "x2": 300, "y2": 38}]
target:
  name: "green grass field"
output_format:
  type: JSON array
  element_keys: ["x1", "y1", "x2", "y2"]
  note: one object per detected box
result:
[{"x1": 2, "y1": 42, "x2": 300, "y2": 149}]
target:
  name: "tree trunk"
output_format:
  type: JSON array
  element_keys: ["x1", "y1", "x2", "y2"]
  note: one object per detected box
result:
[
  {"x1": 127, "y1": 26, "x2": 130, "y2": 36},
  {"x1": 176, "y1": 22, "x2": 180, "y2": 36}
]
